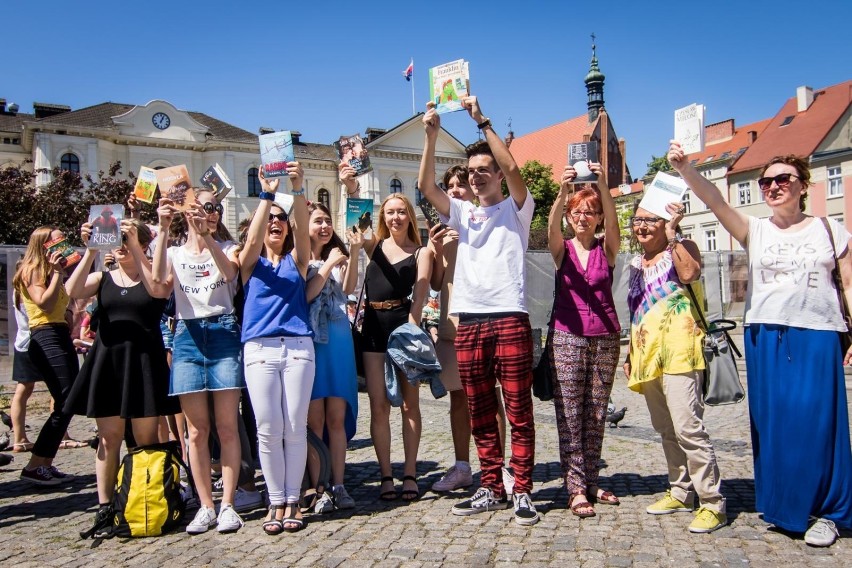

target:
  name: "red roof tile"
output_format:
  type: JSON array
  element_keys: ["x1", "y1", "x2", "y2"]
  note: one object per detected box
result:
[
  {"x1": 731, "y1": 80, "x2": 852, "y2": 174},
  {"x1": 685, "y1": 117, "x2": 772, "y2": 166},
  {"x1": 509, "y1": 114, "x2": 592, "y2": 182}
]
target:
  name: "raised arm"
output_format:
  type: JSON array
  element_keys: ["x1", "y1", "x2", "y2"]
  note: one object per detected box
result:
[
  {"x1": 342, "y1": 229, "x2": 364, "y2": 296},
  {"x1": 152, "y1": 198, "x2": 176, "y2": 287},
  {"x1": 668, "y1": 141, "x2": 749, "y2": 246},
  {"x1": 463, "y1": 96, "x2": 527, "y2": 208},
  {"x1": 286, "y1": 162, "x2": 311, "y2": 278},
  {"x1": 593, "y1": 163, "x2": 620, "y2": 265},
  {"x1": 665, "y1": 203, "x2": 702, "y2": 284},
  {"x1": 548, "y1": 172, "x2": 573, "y2": 269},
  {"x1": 408, "y1": 247, "x2": 435, "y2": 326},
  {"x1": 65, "y1": 225, "x2": 102, "y2": 300},
  {"x1": 122, "y1": 219, "x2": 170, "y2": 298},
  {"x1": 427, "y1": 224, "x2": 452, "y2": 291},
  {"x1": 239, "y1": 171, "x2": 278, "y2": 282},
  {"x1": 417, "y1": 105, "x2": 451, "y2": 217},
  {"x1": 26, "y1": 249, "x2": 68, "y2": 313}
]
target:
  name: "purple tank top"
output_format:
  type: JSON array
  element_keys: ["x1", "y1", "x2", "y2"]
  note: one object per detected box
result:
[{"x1": 552, "y1": 238, "x2": 621, "y2": 336}]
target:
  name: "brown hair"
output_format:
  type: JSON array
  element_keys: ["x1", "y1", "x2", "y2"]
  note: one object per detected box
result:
[
  {"x1": 464, "y1": 140, "x2": 496, "y2": 167},
  {"x1": 567, "y1": 188, "x2": 605, "y2": 232},
  {"x1": 13, "y1": 226, "x2": 58, "y2": 297},
  {"x1": 307, "y1": 202, "x2": 348, "y2": 260},
  {"x1": 442, "y1": 165, "x2": 469, "y2": 189},
  {"x1": 376, "y1": 193, "x2": 422, "y2": 245},
  {"x1": 761, "y1": 155, "x2": 811, "y2": 212}
]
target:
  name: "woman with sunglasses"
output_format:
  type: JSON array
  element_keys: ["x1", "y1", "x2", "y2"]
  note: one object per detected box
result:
[
  {"x1": 546, "y1": 162, "x2": 621, "y2": 519},
  {"x1": 239, "y1": 166, "x2": 314, "y2": 534},
  {"x1": 667, "y1": 142, "x2": 852, "y2": 546},
  {"x1": 623, "y1": 202, "x2": 727, "y2": 534},
  {"x1": 151, "y1": 187, "x2": 244, "y2": 535}
]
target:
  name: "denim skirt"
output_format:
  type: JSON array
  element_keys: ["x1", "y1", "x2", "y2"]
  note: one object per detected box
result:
[{"x1": 170, "y1": 313, "x2": 244, "y2": 395}]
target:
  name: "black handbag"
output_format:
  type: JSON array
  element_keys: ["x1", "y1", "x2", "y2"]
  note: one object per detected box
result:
[
  {"x1": 686, "y1": 285, "x2": 745, "y2": 406},
  {"x1": 532, "y1": 328, "x2": 555, "y2": 401},
  {"x1": 820, "y1": 217, "x2": 852, "y2": 353}
]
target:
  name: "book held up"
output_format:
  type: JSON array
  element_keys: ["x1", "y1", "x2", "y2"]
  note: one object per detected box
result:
[
  {"x1": 567, "y1": 142, "x2": 600, "y2": 184},
  {"x1": 429, "y1": 59, "x2": 470, "y2": 114},
  {"x1": 259, "y1": 131, "x2": 295, "y2": 178},
  {"x1": 133, "y1": 166, "x2": 158, "y2": 204},
  {"x1": 335, "y1": 134, "x2": 372, "y2": 176},
  {"x1": 638, "y1": 172, "x2": 689, "y2": 220},
  {"x1": 154, "y1": 165, "x2": 195, "y2": 211},
  {"x1": 200, "y1": 163, "x2": 234, "y2": 200},
  {"x1": 674, "y1": 103, "x2": 705, "y2": 155},
  {"x1": 87, "y1": 204, "x2": 124, "y2": 250},
  {"x1": 43, "y1": 237, "x2": 81, "y2": 269},
  {"x1": 346, "y1": 198, "x2": 374, "y2": 241}
]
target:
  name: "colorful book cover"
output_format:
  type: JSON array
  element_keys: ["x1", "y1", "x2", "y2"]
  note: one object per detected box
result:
[
  {"x1": 154, "y1": 165, "x2": 195, "y2": 211},
  {"x1": 87, "y1": 204, "x2": 124, "y2": 250},
  {"x1": 334, "y1": 134, "x2": 372, "y2": 176},
  {"x1": 567, "y1": 141, "x2": 600, "y2": 184},
  {"x1": 259, "y1": 131, "x2": 294, "y2": 178},
  {"x1": 199, "y1": 163, "x2": 234, "y2": 200},
  {"x1": 674, "y1": 103, "x2": 705, "y2": 154},
  {"x1": 346, "y1": 197, "x2": 374, "y2": 240},
  {"x1": 638, "y1": 171, "x2": 689, "y2": 220},
  {"x1": 429, "y1": 59, "x2": 470, "y2": 114},
  {"x1": 43, "y1": 237, "x2": 81, "y2": 269},
  {"x1": 133, "y1": 166, "x2": 158, "y2": 204}
]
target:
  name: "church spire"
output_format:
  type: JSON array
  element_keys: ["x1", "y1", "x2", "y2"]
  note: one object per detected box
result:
[{"x1": 584, "y1": 33, "x2": 605, "y2": 123}]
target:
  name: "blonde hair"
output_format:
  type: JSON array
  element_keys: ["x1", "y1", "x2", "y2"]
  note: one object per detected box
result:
[
  {"x1": 13, "y1": 226, "x2": 57, "y2": 296},
  {"x1": 376, "y1": 193, "x2": 421, "y2": 245}
]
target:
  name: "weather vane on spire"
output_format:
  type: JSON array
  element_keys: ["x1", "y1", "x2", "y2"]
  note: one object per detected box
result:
[{"x1": 591, "y1": 32, "x2": 596, "y2": 54}]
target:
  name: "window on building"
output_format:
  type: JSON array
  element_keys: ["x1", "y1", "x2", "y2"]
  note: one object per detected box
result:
[
  {"x1": 390, "y1": 178, "x2": 402, "y2": 193},
  {"x1": 681, "y1": 230, "x2": 693, "y2": 241},
  {"x1": 682, "y1": 191, "x2": 691, "y2": 214},
  {"x1": 780, "y1": 116, "x2": 795, "y2": 126},
  {"x1": 318, "y1": 188, "x2": 330, "y2": 209},
  {"x1": 248, "y1": 167, "x2": 261, "y2": 197},
  {"x1": 703, "y1": 226, "x2": 718, "y2": 252},
  {"x1": 415, "y1": 182, "x2": 423, "y2": 205},
  {"x1": 737, "y1": 182, "x2": 751, "y2": 206},
  {"x1": 828, "y1": 166, "x2": 843, "y2": 197},
  {"x1": 60, "y1": 153, "x2": 79, "y2": 172}
]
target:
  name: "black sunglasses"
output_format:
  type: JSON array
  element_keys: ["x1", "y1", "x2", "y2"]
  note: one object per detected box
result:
[
  {"x1": 202, "y1": 202, "x2": 224, "y2": 215},
  {"x1": 268, "y1": 212, "x2": 288, "y2": 222},
  {"x1": 757, "y1": 173, "x2": 800, "y2": 191}
]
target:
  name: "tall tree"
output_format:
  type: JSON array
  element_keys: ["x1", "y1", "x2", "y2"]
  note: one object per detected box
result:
[{"x1": 644, "y1": 154, "x2": 673, "y2": 178}]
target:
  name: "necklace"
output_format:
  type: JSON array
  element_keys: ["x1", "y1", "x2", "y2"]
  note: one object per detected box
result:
[{"x1": 116, "y1": 268, "x2": 129, "y2": 296}]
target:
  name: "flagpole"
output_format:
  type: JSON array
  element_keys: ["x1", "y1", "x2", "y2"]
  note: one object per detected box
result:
[{"x1": 410, "y1": 59, "x2": 415, "y2": 116}]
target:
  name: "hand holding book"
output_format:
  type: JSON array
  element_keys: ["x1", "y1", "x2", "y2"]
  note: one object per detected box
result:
[
  {"x1": 258, "y1": 168, "x2": 280, "y2": 194},
  {"x1": 462, "y1": 96, "x2": 485, "y2": 124},
  {"x1": 422, "y1": 104, "x2": 441, "y2": 138},
  {"x1": 338, "y1": 161, "x2": 358, "y2": 194}
]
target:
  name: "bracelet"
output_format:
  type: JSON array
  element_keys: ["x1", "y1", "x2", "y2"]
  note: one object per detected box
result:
[
  {"x1": 666, "y1": 237, "x2": 679, "y2": 251},
  {"x1": 258, "y1": 191, "x2": 276, "y2": 201},
  {"x1": 291, "y1": 187, "x2": 305, "y2": 196},
  {"x1": 477, "y1": 118, "x2": 492, "y2": 130}
]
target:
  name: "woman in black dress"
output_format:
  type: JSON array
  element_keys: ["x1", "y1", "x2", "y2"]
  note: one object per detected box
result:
[{"x1": 65, "y1": 218, "x2": 179, "y2": 536}]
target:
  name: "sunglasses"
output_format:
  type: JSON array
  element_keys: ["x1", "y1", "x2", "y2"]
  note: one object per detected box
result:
[
  {"x1": 757, "y1": 173, "x2": 800, "y2": 191},
  {"x1": 570, "y1": 210, "x2": 602, "y2": 219},
  {"x1": 268, "y1": 212, "x2": 289, "y2": 222},
  {"x1": 202, "y1": 202, "x2": 224, "y2": 215},
  {"x1": 631, "y1": 216, "x2": 663, "y2": 227}
]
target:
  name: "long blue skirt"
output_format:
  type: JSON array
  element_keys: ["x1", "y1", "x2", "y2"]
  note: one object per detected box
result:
[
  {"x1": 311, "y1": 317, "x2": 358, "y2": 442},
  {"x1": 744, "y1": 324, "x2": 852, "y2": 532}
]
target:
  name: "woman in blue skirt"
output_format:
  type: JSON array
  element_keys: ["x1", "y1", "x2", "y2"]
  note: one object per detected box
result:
[{"x1": 668, "y1": 143, "x2": 852, "y2": 547}]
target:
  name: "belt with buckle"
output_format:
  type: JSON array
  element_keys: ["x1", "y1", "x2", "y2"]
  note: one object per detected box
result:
[{"x1": 369, "y1": 299, "x2": 405, "y2": 310}]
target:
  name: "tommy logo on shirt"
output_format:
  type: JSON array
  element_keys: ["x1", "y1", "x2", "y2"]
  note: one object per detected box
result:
[{"x1": 195, "y1": 270, "x2": 210, "y2": 278}]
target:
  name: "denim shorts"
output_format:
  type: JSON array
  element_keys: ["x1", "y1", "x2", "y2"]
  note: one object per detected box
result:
[
  {"x1": 170, "y1": 313, "x2": 244, "y2": 395},
  {"x1": 160, "y1": 319, "x2": 174, "y2": 351}
]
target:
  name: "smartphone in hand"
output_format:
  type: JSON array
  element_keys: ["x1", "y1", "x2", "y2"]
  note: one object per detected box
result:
[{"x1": 419, "y1": 200, "x2": 445, "y2": 231}]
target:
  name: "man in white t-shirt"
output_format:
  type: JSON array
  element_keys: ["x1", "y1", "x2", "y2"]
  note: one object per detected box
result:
[{"x1": 418, "y1": 96, "x2": 538, "y2": 526}]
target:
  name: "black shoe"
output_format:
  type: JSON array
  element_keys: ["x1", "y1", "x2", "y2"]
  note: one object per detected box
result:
[{"x1": 80, "y1": 504, "x2": 114, "y2": 539}]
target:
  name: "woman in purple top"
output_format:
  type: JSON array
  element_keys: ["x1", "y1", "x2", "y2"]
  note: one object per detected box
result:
[{"x1": 546, "y1": 162, "x2": 621, "y2": 518}]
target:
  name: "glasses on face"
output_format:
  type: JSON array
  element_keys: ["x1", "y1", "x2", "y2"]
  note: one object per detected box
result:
[
  {"x1": 570, "y1": 210, "x2": 602, "y2": 219},
  {"x1": 631, "y1": 216, "x2": 663, "y2": 227},
  {"x1": 268, "y1": 212, "x2": 288, "y2": 222},
  {"x1": 202, "y1": 202, "x2": 223, "y2": 215},
  {"x1": 757, "y1": 173, "x2": 800, "y2": 191}
]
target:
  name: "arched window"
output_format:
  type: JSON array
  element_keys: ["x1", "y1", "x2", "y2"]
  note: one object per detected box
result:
[
  {"x1": 248, "y1": 167, "x2": 261, "y2": 197},
  {"x1": 60, "y1": 153, "x2": 79, "y2": 172},
  {"x1": 318, "y1": 188, "x2": 330, "y2": 209},
  {"x1": 390, "y1": 178, "x2": 402, "y2": 194},
  {"x1": 415, "y1": 182, "x2": 423, "y2": 205}
]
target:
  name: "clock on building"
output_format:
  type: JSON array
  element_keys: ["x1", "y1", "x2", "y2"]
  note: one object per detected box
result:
[{"x1": 152, "y1": 112, "x2": 171, "y2": 130}]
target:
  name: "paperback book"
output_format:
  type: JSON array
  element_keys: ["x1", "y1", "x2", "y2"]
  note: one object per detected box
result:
[
  {"x1": 638, "y1": 171, "x2": 689, "y2": 220},
  {"x1": 567, "y1": 141, "x2": 600, "y2": 184},
  {"x1": 346, "y1": 197, "x2": 374, "y2": 240},
  {"x1": 335, "y1": 134, "x2": 372, "y2": 176},
  {"x1": 133, "y1": 166, "x2": 158, "y2": 204},
  {"x1": 87, "y1": 204, "x2": 124, "y2": 250},
  {"x1": 259, "y1": 131, "x2": 294, "y2": 178},
  {"x1": 155, "y1": 165, "x2": 195, "y2": 211},
  {"x1": 199, "y1": 163, "x2": 234, "y2": 200},
  {"x1": 674, "y1": 103, "x2": 705, "y2": 154},
  {"x1": 43, "y1": 237, "x2": 81, "y2": 269},
  {"x1": 429, "y1": 59, "x2": 470, "y2": 114}
]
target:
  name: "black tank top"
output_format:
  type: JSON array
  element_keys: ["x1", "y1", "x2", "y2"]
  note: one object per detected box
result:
[{"x1": 364, "y1": 242, "x2": 420, "y2": 303}]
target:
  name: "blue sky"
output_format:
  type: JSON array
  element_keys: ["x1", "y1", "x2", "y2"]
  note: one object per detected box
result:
[{"x1": 5, "y1": 1, "x2": 851, "y2": 178}]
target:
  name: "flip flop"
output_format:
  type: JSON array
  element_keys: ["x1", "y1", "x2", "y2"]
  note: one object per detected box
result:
[
  {"x1": 588, "y1": 487, "x2": 620, "y2": 506},
  {"x1": 12, "y1": 442, "x2": 34, "y2": 452},
  {"x1": 379, "y1": 476, "x2": 398, "y2": 501},
  {"x1": 59, "y1": 439, "x2": 88, "y2": 449}
]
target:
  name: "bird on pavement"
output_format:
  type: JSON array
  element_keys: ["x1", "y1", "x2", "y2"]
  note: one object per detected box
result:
[
  {"x1": 1, "y1": 411, "x2": 11, "y2": 430},
  {"x1": 606, "y1": 407, "x2": 627, "y2": 428}
]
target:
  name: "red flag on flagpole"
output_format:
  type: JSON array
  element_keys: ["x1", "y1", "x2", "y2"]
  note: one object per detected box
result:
[{"x1": 402, "y1": 59, "x2": 413, "y2": 81}]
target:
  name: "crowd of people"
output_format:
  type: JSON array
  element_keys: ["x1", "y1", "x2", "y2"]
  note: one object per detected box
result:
[{"x1": 5, "y1": 95, "x2": 851, "y2": 547}]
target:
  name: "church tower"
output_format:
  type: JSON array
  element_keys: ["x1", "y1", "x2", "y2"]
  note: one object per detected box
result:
[{"x1": 585, "y1": 35, "x2": 605, "y2": 123}]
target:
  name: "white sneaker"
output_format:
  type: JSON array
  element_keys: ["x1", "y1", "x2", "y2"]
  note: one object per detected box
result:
[
  {"x1": 332, "y1": 485, "x2": 355, "y2": 510},
  {"x1": 432, "y1": 465, "x2": 473, "y2": 492},
  {"x1": 452, "y1": 487, "x2": 510, "y2": 516},
  {"x1": 216, "y1": 504, "x2": 244, "y2": 533},
  {"x1": 186, "y1": 506, "x2": 218, "y2": 534},
  {"x1": 804, "y1": 518, "x2": 839, "y2": 547},
  {"x1": 233, "y1": 487, "x2": 264, "y2": 513},
  {"x1": 314, "y1": 492, "x2": 335, "y2": 514},
  {"x1": 502, "y1": 467, "x2": 515, "y2": 497},
  {"x1": 513, "y1": 492, "x2": 540, "y2": 526}
]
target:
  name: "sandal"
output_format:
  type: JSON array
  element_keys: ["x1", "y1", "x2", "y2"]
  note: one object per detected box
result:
[
  {"x1": 588, "y1": 486, "x2": 620, "y2": 506},
  {"x1": 282, "y1": 504, "x2": 305, "y2": 533},
  {"x1": 12, "y1": 442, "x2": 34, "y2": 453},
  {"x1": 379, "y1": 476, "x2": 398, "y2": 501},
  {"x1": 400, "y1": 475, "x2": 419, "y2": 501},
  {"x1": 59, "y1": 439, "x2": 88, "y2": 449},
  {"x1": 262, "y1": 504, "x2": 285, "y2": 535},
  {"x1": 570, "y1": 494, "x2": 596, "y2": 518}
]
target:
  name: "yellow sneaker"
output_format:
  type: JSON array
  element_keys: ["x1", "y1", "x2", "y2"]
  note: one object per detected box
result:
[
  {"x1": 688, "y1": 507, "x2": 727, "y2": 533},
  {"x1": 646, "y1": 490, "x2": 693, "y2": 515}
]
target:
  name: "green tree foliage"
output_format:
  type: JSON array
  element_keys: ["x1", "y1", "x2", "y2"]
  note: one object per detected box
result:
[
  {"x1": 0, "y1": 162, "x2": 157, "y2": 246},
  {"x1": 520, "y1": 160, "x2": 560, "y2": 250},
  {"x1": 645, "y1": 154, "x2": 673, "y2": 177}
]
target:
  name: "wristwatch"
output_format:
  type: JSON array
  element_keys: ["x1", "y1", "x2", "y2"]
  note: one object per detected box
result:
[
  {"x1": 477, "y1": 118, "x2": 492, "y2": 130},
  {"x1": 258, "y1": 191, "x2": 276, "y2": 201}
]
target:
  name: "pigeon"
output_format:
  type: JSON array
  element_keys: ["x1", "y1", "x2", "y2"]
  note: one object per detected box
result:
[
  {"x1": 606, "y1": 407, "x2": 627, "y2": 428},
  {"x1": 0, "y1": 431, "x2": 9, "y2": 451},
  {"x1": 0, "y1": 453, "x2": 13, "y2": 467},
  {"x1": 0, "y1": 411, "x2": 11, "y2": 430}
]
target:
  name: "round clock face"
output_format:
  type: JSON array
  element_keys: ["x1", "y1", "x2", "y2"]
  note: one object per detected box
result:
[{"x1": 152, "y1": 112, "x2": 171, "y2": 130}]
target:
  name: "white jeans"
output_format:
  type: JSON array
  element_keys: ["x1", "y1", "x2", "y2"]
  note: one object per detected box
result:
[{"x1": 244, "y1": 336, "x2": 315, "y2": 505}]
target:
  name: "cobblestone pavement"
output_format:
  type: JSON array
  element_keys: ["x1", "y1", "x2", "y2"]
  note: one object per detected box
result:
[{"x1": 1, "y1": 338, "x2": 851, "y2": 567}]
